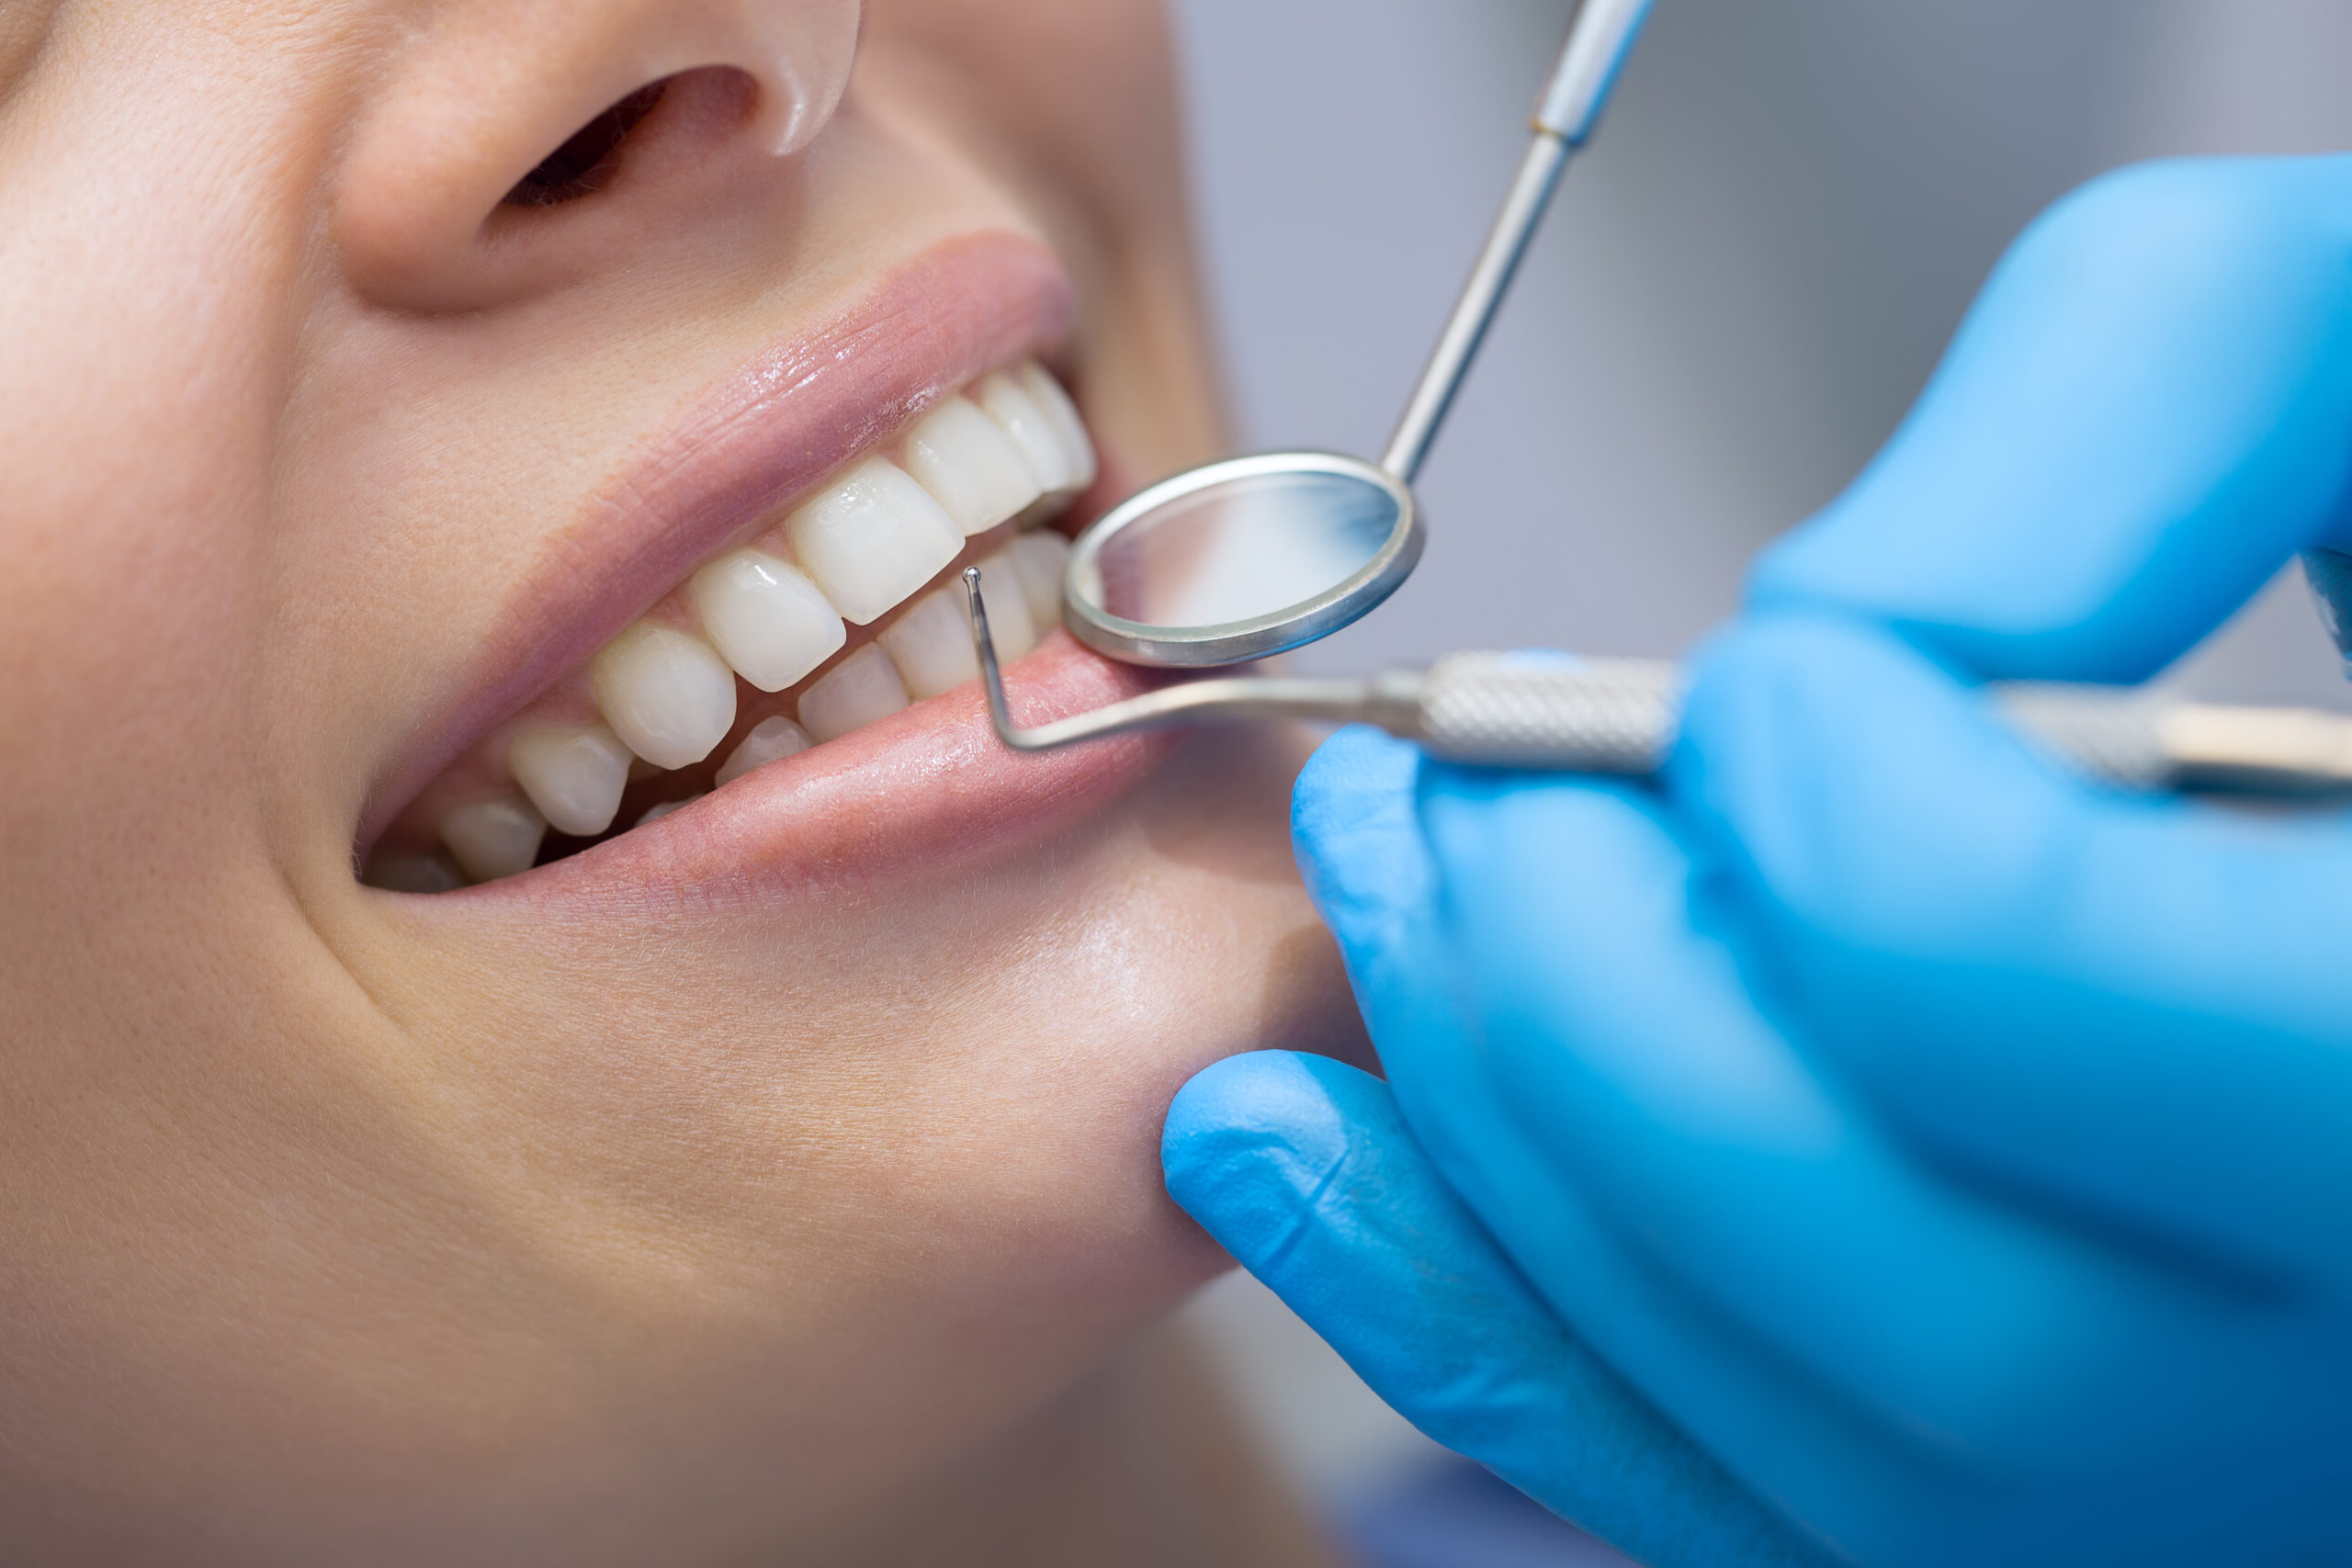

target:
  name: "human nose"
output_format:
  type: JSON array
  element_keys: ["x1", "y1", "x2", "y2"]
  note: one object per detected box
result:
[{"x1": 334, "y1": 0, "x2": 861, "y2": 310}]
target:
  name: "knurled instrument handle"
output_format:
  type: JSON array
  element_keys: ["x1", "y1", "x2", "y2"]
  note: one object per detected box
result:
[{"x1": 1403, "y1": 653, "x2": 2352, "y2": 794}]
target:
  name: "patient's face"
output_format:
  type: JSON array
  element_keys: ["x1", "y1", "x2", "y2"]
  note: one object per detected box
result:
[{"x1": 0, "y1": 1, "x2": 1362, "y2": 1557}]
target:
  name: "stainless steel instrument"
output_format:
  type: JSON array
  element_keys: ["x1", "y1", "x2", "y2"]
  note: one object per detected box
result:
[
  {"x1": 967, "y1": 571, "x2": 2352, "y2": 795},
  {"x1": 973, "y1": 0, "x2": 2352, "y2": 799}
]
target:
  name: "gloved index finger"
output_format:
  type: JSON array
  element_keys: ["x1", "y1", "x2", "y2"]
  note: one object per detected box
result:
[
  {"x1": 1753, "y1": 154, "x2": 2352, "y2": 683},
  {"x1": 1162, "y1": 1051, "x2": 1835, "y2": 1568}
]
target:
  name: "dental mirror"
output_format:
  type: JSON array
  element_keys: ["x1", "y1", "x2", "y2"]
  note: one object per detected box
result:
[
  {"x1": 1058, "y1": 0, "x2": 1657, "y2": 669},
  {"x1": 967, "y1": 0, "x2": 2352, "y2": 803}
]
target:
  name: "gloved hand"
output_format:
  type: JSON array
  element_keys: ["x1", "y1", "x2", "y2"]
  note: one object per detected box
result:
[{"x1": 1165, "y1": 152, "x2": 2352, "y2": 1568}]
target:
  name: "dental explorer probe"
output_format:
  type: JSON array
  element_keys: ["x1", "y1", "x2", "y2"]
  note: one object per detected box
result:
[{"x1": 966, "y1": 571, "x2": 2352, "y2": 796}]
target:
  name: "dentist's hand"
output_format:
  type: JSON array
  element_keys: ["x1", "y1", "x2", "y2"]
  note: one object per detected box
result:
[{"x1": 1167, "y1": 152, "x2": 2352, "y2": 1567}]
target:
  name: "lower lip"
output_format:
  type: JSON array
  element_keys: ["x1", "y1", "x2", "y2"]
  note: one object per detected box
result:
[{"x1": 484, "y1": 631, "x2": 1175, "y2": 911}]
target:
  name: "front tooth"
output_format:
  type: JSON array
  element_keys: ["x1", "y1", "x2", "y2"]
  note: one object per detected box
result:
[
  {"x1": 877, "y1": 588, "x2": 984, "y2": 699},
  {"x1": 591, "y1": 621, "x2": 739, "y2": 770},
  {"x1": 506, "y1": 722, "x2": 634, "y2": 837},
  {"x1": 1014, "y1": 363, "x2": 1098, "y2": 492},
  {"x1": 438, "y1": 795, "x2": 548, "y2": 883},
  {"x1": 797, "y1": 644, "x2": 910, "y2": 741},
  {"x1": 972, "y1": 550, "x2": 1039, "y2": 661},
  {"x1": 900, "y1": 396, "x2": 1044, "y2": 536},
  {"x1": 786, "y1": 457, "x2": 964, "y2": 625},
  {"x1": 974, "y1": 372, "x2": 1076, "y2": 494},
  {"x1": 1006, "y1": 529, "x2": 1071, "y2": 628},
  {"x1": 715, "y1": 715, "x2": 813, "y2": 786},
  {"x1": 690, "y1": 548, "x2": 846, "y2": 692}
]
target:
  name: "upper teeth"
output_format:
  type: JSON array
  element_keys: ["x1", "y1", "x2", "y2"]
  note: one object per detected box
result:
[
  {"x1": 375, "y1": 359, "x2": 1092, "y2": 889},
  {"x1": 589, "y1": 621, "x2": 741, "y2": 772},
  {"x1": 689, "y1": 550, "x2": 846, "y2": 694},
  {"x1": 505, "y1": 722, "x2": 634, "y2": 838},
  {"x1": 786, "y1": 457, "x2": 965, "y2": 627},
  {"x1": 901, "y1": 391, "x2": 1047, "y2": 536}
]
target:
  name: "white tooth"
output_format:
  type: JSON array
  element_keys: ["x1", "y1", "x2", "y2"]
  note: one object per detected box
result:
[
  {"x1": 591, "y1": 621, "x2": 740, "y2": 770},
  {"x1": 715, "y1": 715, "x2": 814, "y2": 787},
  {"x1": 786, "y1": 457, "x2": 964, "y2": 625},
  {"x1": 1014, "y1": 362, "x2": 1098, "y2": 493},
  {"x1": 361, "y1": 852, "x2": 466, "y2": 894},
  {"x1": 636, "y1": 795, "x2": 703, "y2": 827},
  {"x1": 877, "y1": 588, "x2": 983, "y2": 699},
  {"x1": 972, "y1": 549, "x2": 1039, "y2": 661},
  {"x1": 506, "y1": 722, "x2": 634, "y2": 838},
  {"x1": 796, "y1": 644, "x2": 910, "y2": 741},
  {"x1": 900, "y1": 396, "x2": 1045, "y2": 536},
  {"x1": 690, "y1": 548, "x2": 846, "y2": 693},
  {"x1": 437, "y1": 796, "x2": 548, "y2": 883},
  {"x1": 975, "y1": 372, "x2": 1076, "y2": 494},
  {"x1": 1006, "y1": 529, "x2": 1071, "y2": 629}
]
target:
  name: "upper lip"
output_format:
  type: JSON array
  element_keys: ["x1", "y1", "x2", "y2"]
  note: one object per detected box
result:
[{"x1": 359, "y1": 231, "x2": 1078, "y2": 852}]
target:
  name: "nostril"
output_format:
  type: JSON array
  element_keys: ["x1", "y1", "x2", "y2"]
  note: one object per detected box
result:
[
  {"x1": 341, "y1": 59, "x2": 790, "y2": 310},
  {"x1": 503, "y1": 80, "x2": 670, "y2": 209}
]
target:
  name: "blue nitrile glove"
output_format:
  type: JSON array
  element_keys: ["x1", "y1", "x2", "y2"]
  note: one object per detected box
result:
[{"x1": 1167, "y1": 151, "x2": 2352, "y2": 1568}]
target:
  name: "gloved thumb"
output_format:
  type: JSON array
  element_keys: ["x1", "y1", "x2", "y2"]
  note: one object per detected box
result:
[{"x1": 1162, "y1": 1049, "x2": 1836, "y2": 1568}]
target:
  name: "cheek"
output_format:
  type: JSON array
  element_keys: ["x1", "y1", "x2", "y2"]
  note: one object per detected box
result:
[
  {"x1": 388, "y1": 834, "x2": 1318, "y2": 1292},
  {"x1": 334, "y1": 736, "x2": 1356, "y2": 1504},
  {"x1": 0, "y1": 22, "x2": 346, "y2": 928}
]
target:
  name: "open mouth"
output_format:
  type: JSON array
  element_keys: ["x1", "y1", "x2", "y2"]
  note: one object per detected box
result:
[{"x1": 362, "y1": 355, "x2": 1097, "y2": 892}]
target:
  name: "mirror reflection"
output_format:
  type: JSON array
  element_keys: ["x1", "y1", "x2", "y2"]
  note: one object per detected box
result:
[{"x1": 1075, "y1": 468, "x2": 1402, "y2": 629}]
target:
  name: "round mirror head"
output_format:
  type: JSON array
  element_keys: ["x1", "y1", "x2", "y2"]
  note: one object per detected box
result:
[{"x1": 1061, "y1": 452, "x2": 1423, "y2": 667}]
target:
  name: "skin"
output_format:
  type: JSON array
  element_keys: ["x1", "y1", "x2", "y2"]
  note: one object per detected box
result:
[{"x1": 0, "y1": 1, "x2": 1365, "y2": 1562}]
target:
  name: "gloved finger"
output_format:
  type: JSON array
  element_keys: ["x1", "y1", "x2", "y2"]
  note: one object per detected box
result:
[
  {"x1": 1669, "y1": 609, "x2": 2352, "y2": 1293},
  {"x1": 1291, "y1": 727, "x2": 1577, "y2": 1231},
  {"x1": 1749, "y1": 154, "x2": 2352, "y2": 682},
  {"x1": 1294, "y1": 730, "x2": 1875, "y2": 1546},
  {"x1": 1416, "y1": 766, "x2": 2248, "y2": 1481},
  {"x1": 1161, "y1": 1050, "x2": 1836, "y2": 1568}
]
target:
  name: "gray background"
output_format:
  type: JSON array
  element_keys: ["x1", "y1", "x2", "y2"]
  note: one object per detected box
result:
[{"x1": 1166, "y1": 0, "x2": 2352, "y2": 1506}]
